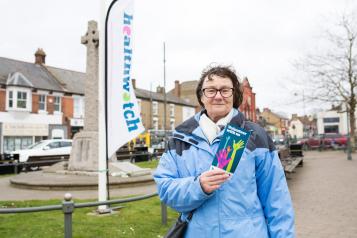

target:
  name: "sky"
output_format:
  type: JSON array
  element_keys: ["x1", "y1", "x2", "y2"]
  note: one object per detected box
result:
[{"x1": 1, "y1": 0, "x2": 356, "y2": 118}]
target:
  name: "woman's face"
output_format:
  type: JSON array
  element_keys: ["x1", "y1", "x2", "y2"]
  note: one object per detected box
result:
[{"x1": 200, "y1": 75, "x2": 234, "y2": 122}]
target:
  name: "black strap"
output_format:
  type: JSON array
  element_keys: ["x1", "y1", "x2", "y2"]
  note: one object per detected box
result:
[{"x1": 186, "y1": 211, "x2": 194, "y2": 220}]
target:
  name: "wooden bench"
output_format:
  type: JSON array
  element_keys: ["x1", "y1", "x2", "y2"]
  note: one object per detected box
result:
[{"x1": 278, "y1": 144, "x2": 304, "y2": 174}]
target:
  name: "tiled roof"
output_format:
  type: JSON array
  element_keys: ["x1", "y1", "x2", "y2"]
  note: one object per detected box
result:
[
  {"x1": 0, "y1": 57, "x2": 66, "y2": 92},
  {"x1": 46, "y1": 66, "x2": 85, "y2": 94}
]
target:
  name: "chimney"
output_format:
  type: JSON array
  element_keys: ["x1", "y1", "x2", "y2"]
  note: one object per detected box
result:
[
  {"x1": 35, "y1": 48, "x2": 46, "y2": 64},
  {"x1": 156, "y1": 86, "x2": 164, "y2": 94},
  {"x1": 174, "y1": 80, "x2": 181, "y2": 97},
  {"x1": 132, "y1": 78, "x2": 136, "y2": 89}
]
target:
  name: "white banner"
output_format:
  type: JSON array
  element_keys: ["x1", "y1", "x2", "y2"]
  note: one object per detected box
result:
[{"x1": 106, "y1": 0, "x2": 144, "y2": 158}]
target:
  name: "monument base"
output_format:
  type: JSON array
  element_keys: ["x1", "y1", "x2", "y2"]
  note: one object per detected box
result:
[{"x1": 68, "y1": 131, "x2": 98, "y2": 171}]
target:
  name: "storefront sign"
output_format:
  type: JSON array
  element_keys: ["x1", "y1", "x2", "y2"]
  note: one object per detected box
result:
[{"x1": 3, "y1": 123, "x2": 48, "y2": 136}]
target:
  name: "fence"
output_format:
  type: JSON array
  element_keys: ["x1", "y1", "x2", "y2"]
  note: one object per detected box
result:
[{"x1": 0, "y1": 192, "x2": 168, "y2": 238}]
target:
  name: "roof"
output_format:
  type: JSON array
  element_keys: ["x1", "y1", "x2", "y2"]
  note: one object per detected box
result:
[
  {"x1": 242, "y1": 77, "x2": 251, "y2": 88},
  {"x1": 0, "y1": 57, "x2": 68, "y2": 92},
  {"x1": 0, "y1": 56, "x2": 86, "y2": 95},
  {"x1": 46, "y1": 66, "x2": 85, "y2": 94},
  {"x1": 0, "y1": 56, "x2": 196, "y2": 106},
  {"x1": 135, "y1": 88, "x2": 196, "y2": 107}
]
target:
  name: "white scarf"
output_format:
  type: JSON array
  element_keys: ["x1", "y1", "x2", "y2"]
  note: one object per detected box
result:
[{"x1": 199, "y1": 109, "x2": 234, "y2": 144}]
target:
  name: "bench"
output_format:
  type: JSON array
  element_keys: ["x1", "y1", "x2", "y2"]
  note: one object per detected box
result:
[{"x1": 278, "y1": 144, "x2": 304, "y2": 174}]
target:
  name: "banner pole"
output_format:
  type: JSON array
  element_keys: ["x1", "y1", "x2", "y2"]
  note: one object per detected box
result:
[{"x1": 98, "y1": 0, "x2": 109, "y2": 212}]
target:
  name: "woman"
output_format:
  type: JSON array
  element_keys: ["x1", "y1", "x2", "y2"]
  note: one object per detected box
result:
[{"x1": 154, "y1": 65, "x2": 295, "y2": 237}]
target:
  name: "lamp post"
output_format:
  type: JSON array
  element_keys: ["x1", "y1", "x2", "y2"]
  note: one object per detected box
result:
[{"x1": 346, "y1": 105, "x2": 352, "y2": 160}]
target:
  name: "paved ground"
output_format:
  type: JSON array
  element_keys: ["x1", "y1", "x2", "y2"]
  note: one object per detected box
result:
[
  {"x1": 288, "y1": 150, "x2": 357, "y2": 238},
  {"x1": 1, "y1": 150, "x2": 357, "y2": 237}
]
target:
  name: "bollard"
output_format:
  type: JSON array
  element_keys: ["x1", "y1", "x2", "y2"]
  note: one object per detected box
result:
[
  {"x1": 14, "y1": 161, "x2": 18, "y2": 174},
  {"x1": 62, "y1": 193, "x2": 74, "y2": 238},
  {"x1": 161, "y1": 202, "x2": 167, "y2": 225}
]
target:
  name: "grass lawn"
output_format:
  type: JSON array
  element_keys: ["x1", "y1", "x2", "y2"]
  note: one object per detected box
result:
[
  {"x1": 0, "y1": 196, "x2": 178, "y2": 238},
  {"x1": 0, "y1": 174, "x2": 15, "y2": 178},
  {"x1": 135, "y1": 159, "x2": 159, "y2": 169}
]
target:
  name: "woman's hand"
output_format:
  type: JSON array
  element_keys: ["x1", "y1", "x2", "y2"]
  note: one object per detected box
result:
[{"x1": 199, "y1": 169, "x2": 230, "y2": 194}]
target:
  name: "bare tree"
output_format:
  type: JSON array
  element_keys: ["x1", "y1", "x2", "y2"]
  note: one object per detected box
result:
[{"x1": 298, "y1": 12, "x2": 357, "y2": 149}]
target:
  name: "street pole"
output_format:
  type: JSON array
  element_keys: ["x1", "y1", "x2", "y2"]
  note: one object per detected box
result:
[{"x1": 346, "y1": 105, "x2": 352, "y2": 160}]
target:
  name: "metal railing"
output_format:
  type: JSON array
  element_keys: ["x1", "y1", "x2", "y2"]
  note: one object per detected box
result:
[
  {"x1": 0, "y1": 158, "x2": 67, "y2": 174},
  {"x1": 0, "y1": 192, "x2": 167, "y2": 238}
]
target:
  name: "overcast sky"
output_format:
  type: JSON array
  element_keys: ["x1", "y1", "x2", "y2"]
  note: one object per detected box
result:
[{"x1": 1, "y1": 0, "x2": 356, "y2": 117}]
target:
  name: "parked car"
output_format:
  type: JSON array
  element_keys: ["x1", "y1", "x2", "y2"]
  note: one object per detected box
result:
[
  {"x1": 322, "y1": 133, "x2": 347, "y2": 148},
  {"x1": 297, "y1": 134, "x2": 347, "y2": 150},
  {"x1": 9, "y1": 139, "x2": 72, "y2": 170},
  {"x1": 272, "y1": 135, "x2": 285, "y2": 145}
]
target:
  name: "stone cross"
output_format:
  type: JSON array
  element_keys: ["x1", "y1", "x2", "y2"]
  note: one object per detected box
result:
[
  {"x1": 68, "y1": 21, "x2": 99, "y2": 171},
  {"x1": 81, "y1": 20, "x2": 99, "y2": 131}
]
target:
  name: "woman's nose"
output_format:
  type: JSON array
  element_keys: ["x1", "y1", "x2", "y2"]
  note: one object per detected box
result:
[{"x1": 213, "y1": 91, "x2": 224, "y2": 100}]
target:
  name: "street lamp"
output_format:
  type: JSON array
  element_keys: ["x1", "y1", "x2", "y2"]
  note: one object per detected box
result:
[{"x1": 346, "y1": 105, "x2": 352, "y2": 160}]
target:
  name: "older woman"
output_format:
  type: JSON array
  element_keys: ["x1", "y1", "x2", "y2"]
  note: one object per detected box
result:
[{"x1": 154, "y1": 65, "x2": 295, "y2": 237}]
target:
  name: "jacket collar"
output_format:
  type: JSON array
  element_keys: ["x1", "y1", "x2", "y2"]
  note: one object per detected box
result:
[{"x1": 174, "y1": 108, "x2": 246, "y2": 143}]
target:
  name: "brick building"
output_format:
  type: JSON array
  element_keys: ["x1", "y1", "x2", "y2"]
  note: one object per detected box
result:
[
  {"x1": 0, "y1": 49, "x2": 85, "y2": 153},
  {"x1": 258, "y1": 108, "x2": 289, "y2": 136},
  {"x1": 0, "y1": 50, "x2": 196, "y2": 153}
]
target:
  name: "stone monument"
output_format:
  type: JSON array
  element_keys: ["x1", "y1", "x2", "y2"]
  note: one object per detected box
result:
[{"x1": 68, "y1": 21, "x2": 99, "y2": 171}]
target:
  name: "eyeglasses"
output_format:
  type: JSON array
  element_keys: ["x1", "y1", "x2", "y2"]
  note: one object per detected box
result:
[{"x1": 202, "y1": 88, "x2": 234, "y2": 98}]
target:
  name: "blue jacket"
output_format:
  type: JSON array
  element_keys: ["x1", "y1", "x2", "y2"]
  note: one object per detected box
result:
[{"x1": 154, "y1": 109, "x2": 295, "y2": 238}]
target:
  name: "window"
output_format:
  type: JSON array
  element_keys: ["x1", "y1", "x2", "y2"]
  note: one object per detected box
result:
[
  {"x1": 39, "y1": 95, "x2": 46, "y2": 111},
  {"x1": 6, "y1": 88, "x2": 31, "y2": 111},
  {"x1": 17, "y1": 91, "x2": 27, "y2": 108},
  {"x1": 48, "y1": 142, "x2": 61, "y2": 149},
  {"x1": 8, "y1": 91, "x2": 13, "y2": 108},
  {"x1": 170, "y1": 119, "x2": 175, "y2": 131},
  {"x1": 153, "y1": 117, "x2": 158, "y2": 130},
  {"x1": 169, "y1": 104, "x2": 175, "y2": 117},
  {"x1": 73, "y1": 97, "x2": 84, "y2": 118},
  {"x1": 324, "y1": 125, "x2": 339, "y2": 133},
  {"x1": 152, "y1": 101, "x2": 158, "y2": 115},
  {"x1": 60, "y1": 141, "x2": 72, "y2": 147},
  {"x1": 54, "y1": 96, "x2": 61, "y2": 112},
  {"x1": 3, "y1": 136, "x2": 33, "y2": 152},
  {"x1": 323, "y1": 117, "x2": 339, "y2": 123}
]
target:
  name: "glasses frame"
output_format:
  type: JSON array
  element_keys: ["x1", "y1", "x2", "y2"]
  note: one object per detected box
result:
[{"x1": 202, "y1": 88, "x2": 234, "y2": 98}]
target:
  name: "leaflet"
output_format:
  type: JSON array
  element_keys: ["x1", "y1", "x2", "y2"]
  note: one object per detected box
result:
[{"x1": 211, "y1": 123, "x2": 251, "y2": 175}]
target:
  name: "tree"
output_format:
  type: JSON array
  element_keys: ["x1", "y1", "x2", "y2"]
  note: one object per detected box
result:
[{"x1": 298, "y1": 12, "x2": 357, "y2": 149}]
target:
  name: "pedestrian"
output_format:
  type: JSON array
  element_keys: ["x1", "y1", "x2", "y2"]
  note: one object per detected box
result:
[{"x1": 154, "y1": 65, "x2": 295, "y2": 237}]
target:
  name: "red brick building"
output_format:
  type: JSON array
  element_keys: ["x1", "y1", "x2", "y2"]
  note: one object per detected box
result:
[
  {"x1": 0, "y1": 49, "x2": 85, "y2": 153},
  {"x1": 240, "y1": 77, "x2": 256, "y2": 122}
]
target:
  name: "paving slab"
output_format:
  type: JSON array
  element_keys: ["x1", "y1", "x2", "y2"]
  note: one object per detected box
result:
[{"x1": 288, "y1": 150, "x2": 357, "y2": 238}]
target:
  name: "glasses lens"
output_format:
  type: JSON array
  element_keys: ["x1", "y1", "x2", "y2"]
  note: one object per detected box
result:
[
  {"x1": 203, "y1": 89, "x2": 217, "y2": 98},
  {"x1": 221, "y1": 88, "x2": 233, "y2": 97}
]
